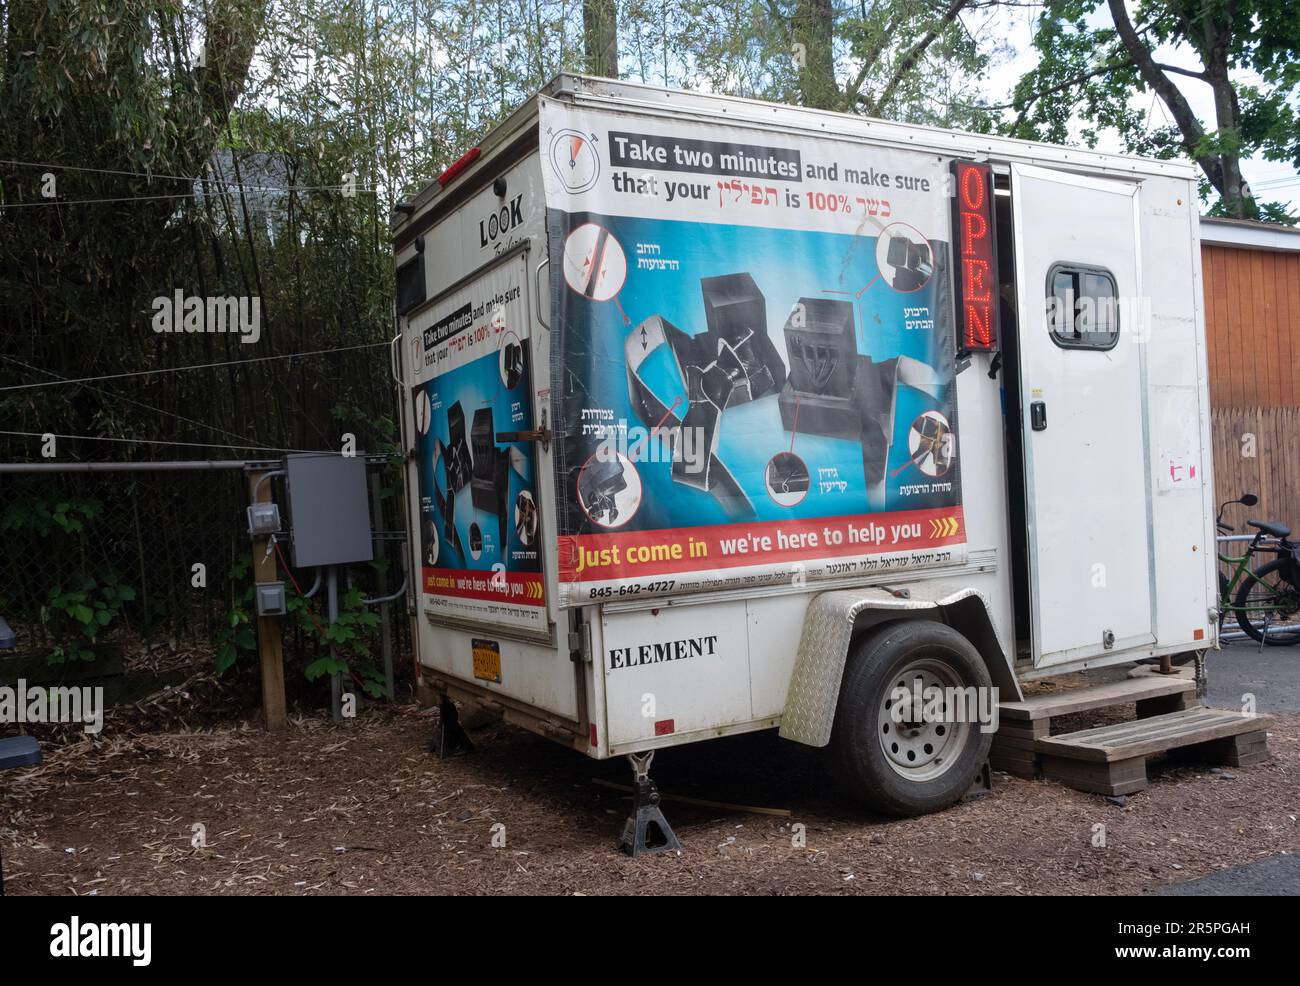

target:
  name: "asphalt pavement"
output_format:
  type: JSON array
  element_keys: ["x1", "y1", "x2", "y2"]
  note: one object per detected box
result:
[
  {"x1": 1154, "y1": 637, "x2": 1299, "y2": 896},
  {"x1": 1206, "y1": 637, "x2": 1300, "y2": 712},
  {"x1": 1152, "y1": 853, "x2": 1299, "y2": 896}
]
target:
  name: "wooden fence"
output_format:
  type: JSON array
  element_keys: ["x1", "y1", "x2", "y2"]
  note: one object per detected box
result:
[
  {"x1": 1202, "y1": 244, "x2": 1300, "y2": 409},
  {"x1": 1210, "y1": 407, "x2": 1300, "y2": 529}
]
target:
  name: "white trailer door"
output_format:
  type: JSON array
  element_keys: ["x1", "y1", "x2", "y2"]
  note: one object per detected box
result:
[{"x1": 1011, "y1": 164, "x2": 1153, "y2": 667}]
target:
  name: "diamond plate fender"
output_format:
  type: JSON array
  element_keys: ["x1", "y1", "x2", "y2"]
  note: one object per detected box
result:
[{"x1": 778, "y1": 584, "x2": 1019, "y2": 747}]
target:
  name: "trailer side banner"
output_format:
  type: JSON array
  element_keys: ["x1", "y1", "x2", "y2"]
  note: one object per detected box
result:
[
  {"x1": 409, "y1": 249, "x2": 547, "y2": 633},
  {"x1": 540, "y1": 98, "x2": 967, "y2": 606}
]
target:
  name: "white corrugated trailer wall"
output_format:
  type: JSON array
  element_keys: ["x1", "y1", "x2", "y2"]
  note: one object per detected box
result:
[{"x1": 1144, "y1": 175, "x2": 1219, "y2": 651}]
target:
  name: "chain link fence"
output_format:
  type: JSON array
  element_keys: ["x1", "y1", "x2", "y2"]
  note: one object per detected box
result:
[{"x1": 0, "y1": 463, "x2": 410, "y2": 697}]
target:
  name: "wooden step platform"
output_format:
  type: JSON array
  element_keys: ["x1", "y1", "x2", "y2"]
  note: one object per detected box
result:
[
  {"x1": 1036, "y1": 709, "x2": 1273, "y2": 796},
  {"x1": 998, "y1": 666, "x2": 1197, "y2": 723},
  {"x1": 990, "y1": 667, "x2": 1198, "y2": 778}
]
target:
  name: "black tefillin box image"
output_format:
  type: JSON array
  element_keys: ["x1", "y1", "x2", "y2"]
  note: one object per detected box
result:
[
  {"x1": 776, "y1": 291, "x2": 949, "y2": 506},
  {"x1": 470, "y1": 406, "x2": 511, "y2": 547},
  {"x1": 886, "y1": 234, "x2": 933, "y2": 291},
  {"x1": 444, "y1": 400, "x2": 472, "y2": 492},
  {"x1": 778, "y1": 297, "x2": 862, "y2": 441},
  {"x1": 502, "y1": 340, "x2": 525, "y2": 389},
  {"x1": 579, "y1": 455, "x2": 629, "y2": 526},
  {"x1": 699, "y1": 272, "x2": 786, "y2": 403}
]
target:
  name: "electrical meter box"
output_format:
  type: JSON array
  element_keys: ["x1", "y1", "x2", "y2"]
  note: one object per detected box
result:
[
  {"x1": 246, "y1": 502, "x2": 282, "y2": 536},
  {"x1": 255, "y1": 581, "x2": 287, "y2": 617},
  {"x1": 284, "y1": 453, "x2": 374, "y2": 568}
]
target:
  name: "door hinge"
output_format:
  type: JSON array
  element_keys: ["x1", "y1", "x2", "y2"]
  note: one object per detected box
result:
[{"x1": 568, "y1": 622, "x2": 592, "y2": 664}]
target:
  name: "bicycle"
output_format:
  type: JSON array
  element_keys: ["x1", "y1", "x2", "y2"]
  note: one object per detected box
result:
[{"x1": 1216, "y1": 493, "x2": 1300, "y2": 645}]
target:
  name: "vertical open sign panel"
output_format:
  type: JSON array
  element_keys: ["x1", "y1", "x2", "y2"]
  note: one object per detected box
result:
[{"x1": 951, "y1": 160, "x2": 999, "y2": 353}]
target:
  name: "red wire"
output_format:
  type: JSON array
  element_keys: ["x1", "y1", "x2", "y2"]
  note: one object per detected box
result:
[{"x1": 271, "y1": 538, "x2": 328, "y2": 635}]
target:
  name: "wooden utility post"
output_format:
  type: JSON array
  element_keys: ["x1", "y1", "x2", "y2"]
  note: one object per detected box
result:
[{"x1": 247, "y1": 468, "x2": 288, "y2": 731}]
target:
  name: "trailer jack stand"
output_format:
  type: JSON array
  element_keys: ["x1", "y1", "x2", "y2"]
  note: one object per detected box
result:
[
  {"x1": 429, "y1": 700, "x2": 473, "y2": 759},
  {"x1": 618, "y1": 751, "x2": 681, "y2": 857},
  {"x1": 1194, "y1": 650, "x2": 1208, "y2": 701},
  {"x1": 960, "y1": 760, "x2": 993, "y2": 803}
]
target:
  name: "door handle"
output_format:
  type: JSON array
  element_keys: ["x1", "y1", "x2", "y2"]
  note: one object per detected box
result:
[
  {"x1": 534, "y1": 257, "x2": 551, "y2": 331},
  {"x1": 1030, "y1": 400, "x2": 1047, "y2": 431},
  {"x1": 389, "y1": 330, "x2": 403, "y2": 385}
]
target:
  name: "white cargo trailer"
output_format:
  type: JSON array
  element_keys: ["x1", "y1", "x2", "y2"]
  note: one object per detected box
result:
[{"x1": 390, "y1": 75, "x2": 1220, "y2": 850}]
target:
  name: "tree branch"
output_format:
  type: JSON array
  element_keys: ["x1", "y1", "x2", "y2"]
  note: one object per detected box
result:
[
  {"x1": 1152, "y1": 61, "x2": 1208, "y2": 81},
  {"x1": 1105, "y1": 0, "x2": 1222, "y2": 191},
  {"x1": 174, "y1": 1, "x2": 268, "y2": 178},
  {"x1": 842, "y1": 14, "x2": 901, "y2": 109},
  {"x1": 863, "y1": 0, "x2": 970, "y2": 115},
  {"x1": 982, "y1": 60, "x2": 1132, "y2": 114}
]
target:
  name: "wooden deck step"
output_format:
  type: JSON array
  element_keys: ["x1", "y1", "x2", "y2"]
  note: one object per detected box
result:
[
  {"x1": 1037, "y1": 708, "x2": 1270, "y2": 761},
  {"x1": 990, "y1": 667, "x2": 1198, "y2": 779},
  {"x1": 998, "y1": 666, "x2": 1196, "y2": 722},
  {"x1": 1035, "y1": 708, "x2": 1272, "y2": 797}
]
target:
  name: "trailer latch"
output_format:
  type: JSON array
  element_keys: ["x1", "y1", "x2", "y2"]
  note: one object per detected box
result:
[
  {"x1": 497, "y1": 426, "x2": 551, "y2": 452},
  {"x1": 497, "y1": 409, "x2": 551, "y2": 452}
]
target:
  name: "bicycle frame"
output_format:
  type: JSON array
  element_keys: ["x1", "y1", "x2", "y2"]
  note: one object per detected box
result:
[
  {"x1": 1219, "y1": 547, "x2": 1251, "y2": 612},
  {"x1": 1218, "y1": 534, "x2": 1296, "y2": 614}
]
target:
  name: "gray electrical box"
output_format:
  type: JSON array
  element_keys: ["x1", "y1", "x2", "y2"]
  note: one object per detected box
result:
[
  {"x1": 255, "y1": 581, "x2": 287, "y2": 617},
  {"x1": 283, "y1": 453, "x2": 374, "y2": 568}
]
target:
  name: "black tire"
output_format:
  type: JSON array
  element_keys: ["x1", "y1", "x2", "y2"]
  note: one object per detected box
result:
[
  {"x1": 830, "y1": 620, "x2": 994, "y2": 817},
  {"x1": 1234, "y1": 558, "x2": 1300, "y2": 645},
  {"x1": 1217, "y1": 572, "x2": 1230, "y2": 629}
]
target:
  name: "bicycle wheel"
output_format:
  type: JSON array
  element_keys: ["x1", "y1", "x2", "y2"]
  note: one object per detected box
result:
[{"x1": 1234, "y1": 558, "x2": 1300, "y2": 645}]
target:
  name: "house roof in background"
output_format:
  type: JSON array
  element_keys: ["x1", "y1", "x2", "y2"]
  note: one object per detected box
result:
[{"x1": 1200, "y1": 215, "x2": 1300, "y2": 253}]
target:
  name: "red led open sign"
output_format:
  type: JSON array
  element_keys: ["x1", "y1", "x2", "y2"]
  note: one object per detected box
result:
[{"x1": 950, "y1": 160, "x2": 999, "y2": 352}]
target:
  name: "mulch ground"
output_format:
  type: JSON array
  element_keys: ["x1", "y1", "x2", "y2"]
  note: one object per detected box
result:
[{"x1": 2, "y1": 677, "x2": 1296, "y2": 895}]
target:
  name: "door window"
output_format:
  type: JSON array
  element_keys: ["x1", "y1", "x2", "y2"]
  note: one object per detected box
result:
[{"x1": 1046, "y1": 263, "x2": 1119, "y2": 350}]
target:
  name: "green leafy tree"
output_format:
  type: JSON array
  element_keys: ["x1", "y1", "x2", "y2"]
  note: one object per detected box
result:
[
  {"x1": 641, "y1": 0, "x2": 997, "y2": 128},
  {"x1": 1008, "y1": 0, "x2": 1299, "y2": 221}
]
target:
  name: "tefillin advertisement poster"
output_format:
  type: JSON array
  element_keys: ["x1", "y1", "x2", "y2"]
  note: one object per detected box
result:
[
  {"x1": 409, "y1": 251, "x2": 547, "y2": 632},
  {"x1": 541, "y1": 99, "x2": 967, "y2": 606}
]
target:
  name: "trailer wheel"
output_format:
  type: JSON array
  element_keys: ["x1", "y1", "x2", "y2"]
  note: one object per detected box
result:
[{"x1": 830, "y1": 620, "x2": 993, "y2": 817}]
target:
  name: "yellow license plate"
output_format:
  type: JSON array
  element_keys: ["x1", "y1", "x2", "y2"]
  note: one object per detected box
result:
[{"x1": 471, "y1": 640, "x2": 501, "y2": 683}]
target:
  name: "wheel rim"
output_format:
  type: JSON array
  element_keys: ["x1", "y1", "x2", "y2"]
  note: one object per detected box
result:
[{"x1": 877, "y1": 657, "x2": 971, "y2": 782}]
